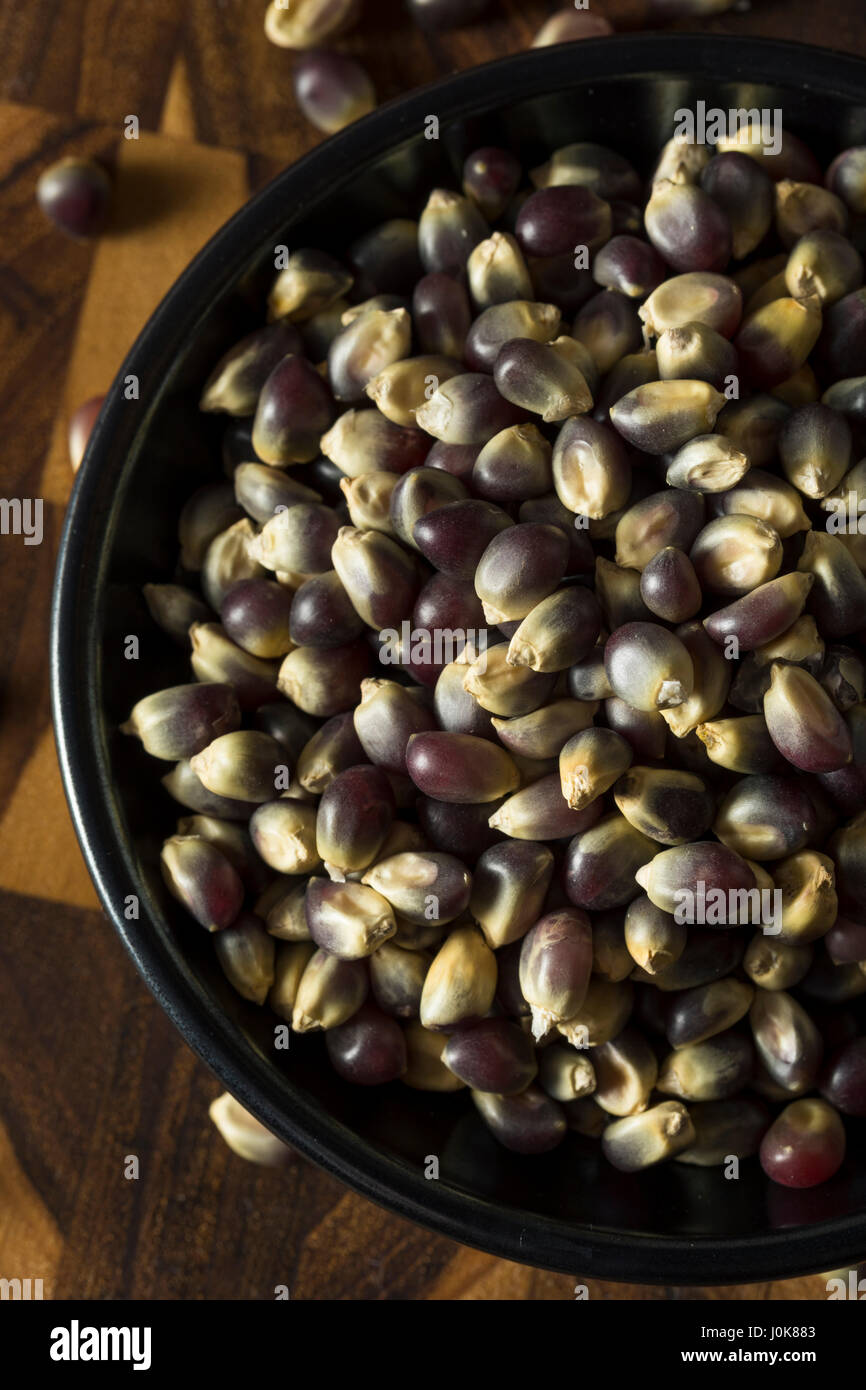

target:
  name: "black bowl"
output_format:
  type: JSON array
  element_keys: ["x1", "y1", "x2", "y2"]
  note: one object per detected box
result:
[{"x1": 51, "y1": 34, "x2": 866, "y2": 1285}]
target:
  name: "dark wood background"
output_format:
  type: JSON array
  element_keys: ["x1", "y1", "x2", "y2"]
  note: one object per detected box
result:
[{"x1": 2, "y1": 0, "x2": 865, "y2": 1300}]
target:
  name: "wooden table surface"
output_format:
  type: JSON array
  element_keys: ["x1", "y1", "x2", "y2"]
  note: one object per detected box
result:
[{"x1": 2, "y1": 0, "x2": 865, "y2": 1301}]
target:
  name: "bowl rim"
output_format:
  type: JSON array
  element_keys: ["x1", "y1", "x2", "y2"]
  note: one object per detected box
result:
[{"x1": 51, "y1": 32, "x2": 866, "y2": 1285}]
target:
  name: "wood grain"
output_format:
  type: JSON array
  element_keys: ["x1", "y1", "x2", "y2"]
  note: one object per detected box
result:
[{"x1": 1, "y1": 0, "x2": 865, "y2": 1301}]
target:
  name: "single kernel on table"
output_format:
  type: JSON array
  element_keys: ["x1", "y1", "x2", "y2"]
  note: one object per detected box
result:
[
  {"x1": 36, "y1": 156, "x2": 111, "y2": 238},
  {"x1": 532, "y1": 10, "x2": 614, "y2": 46},
  {"x1": 209, "y1": 1093, "x2": 292, "y2": 1166},
  {"x1": 293, "y1": 50, "x2": 376, "y2": 136},
  {"x1": 264, "y1": 0, "x2": 360, "y2": 49}
]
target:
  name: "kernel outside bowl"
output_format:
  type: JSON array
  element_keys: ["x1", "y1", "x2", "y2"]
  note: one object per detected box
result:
[{"x1": 51, "y1": 34, "x2": 866, "y2": 1286}]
